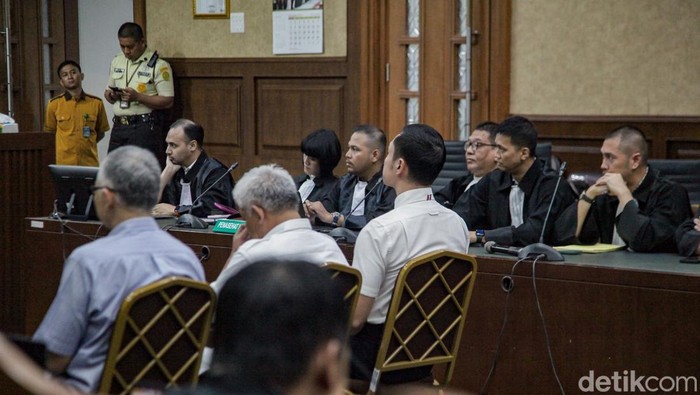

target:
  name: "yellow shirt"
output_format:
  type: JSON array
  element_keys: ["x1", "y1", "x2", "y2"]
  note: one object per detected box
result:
[
  {"x1": 108, "y1": 49, "x2": 174, "y2": 116},
  {"x1": 44, "y1": 91, "x2": 110, "y2": 166}
]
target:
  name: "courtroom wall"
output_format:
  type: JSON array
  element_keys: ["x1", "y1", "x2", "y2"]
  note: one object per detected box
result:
[
  {"x1": 511, "y1": 0, "x2": 700, "y2": 116},
  {"x1": 146, "y1": 0, "x2": 346, "y2": 58}
]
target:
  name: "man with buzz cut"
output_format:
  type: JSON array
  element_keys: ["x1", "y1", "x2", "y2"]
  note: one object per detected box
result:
[
  {"x1": 305, "y1": 124, "x2": 396, "y2": 231},
  {"x1": 350, "y1": 123, "x2": 469, "y2": 386},
  {"x1": 555, "y1": 125, "x2": 692, "y2": 252}
]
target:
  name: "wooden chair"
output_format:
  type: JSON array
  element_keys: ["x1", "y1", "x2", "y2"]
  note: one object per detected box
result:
[
  {"x1": 98, "y1": 277, "x2": 216, "y2": 395},
  {"x1": 325, "y1": 262, "x2": 363, "y2": 330},
  {"x1": 368, "y1": 250, "x2": 477, "y2": 395}
]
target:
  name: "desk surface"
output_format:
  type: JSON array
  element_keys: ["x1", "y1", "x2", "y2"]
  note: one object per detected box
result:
[{"x1": 15, "y1": 218, "x2": 700, "y2": 394}]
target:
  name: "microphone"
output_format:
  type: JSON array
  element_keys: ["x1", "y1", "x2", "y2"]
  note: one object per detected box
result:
[
  {"x1": 347, "y1": 177, "x2": 384, "y2": 218},
  {"x1": 484, "y1": 241, "x2": 521, "y2": 257},
  {"x1": 177, "y1": 162, "x2": 238, "y2": 216},
  {"x1": 518, "y1": 161, "x2": 567, "y2": 261}
]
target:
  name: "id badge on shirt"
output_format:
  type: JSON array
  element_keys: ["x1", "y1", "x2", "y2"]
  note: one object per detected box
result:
[{"x1": 82, "y1": 114, "x2": 90, "y2": 138}]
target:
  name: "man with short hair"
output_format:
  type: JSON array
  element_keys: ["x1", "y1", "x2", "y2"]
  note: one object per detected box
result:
[
  {"x1": 153, "y1": 118, "x2": 235, "y2": 218},
  {"x1": 202, "y1": 261, "x2": 349, "y2": 395},
  {"x1": 45, "y1": 60, "x2": 110, "y2": 166},
  {"x1": 104, "y1": 22, "x2": 174, "y2": 166},
  {"x1": 435, "y1": 121, "x2": 499, "y2": 221},
  {"x1": 465, "y1": 116, "x2": 576, "y2": 246},
  {"x1": 33, "y1": 146, "x2": 204, "y2": 393},
  {"x1": 211, "y1": 164, "x2": 348, "y2": 294},
  {"x1": 556, "y1": 126, "x2": 692, "y2": 252},
  {"x1": 306, "y1": 124, "x2": 396, "y2": 231},
  {"x1": 350, "y1": 124, "x2": 469, "y2": 385}
]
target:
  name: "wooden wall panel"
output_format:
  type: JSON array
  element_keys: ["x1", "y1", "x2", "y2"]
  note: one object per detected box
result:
[
  {"x1": 525, "y1": 115, "x2": 700, "y2": 175},
  {"x1": 170, "y1": 59, "x2": 354, "y2": 177},
  {"x1": 0, "y1": 133, "x2": 54, "y2": 333},
  {"x1": 177, "y1": 77, "x2": 243, "y2": 166}
]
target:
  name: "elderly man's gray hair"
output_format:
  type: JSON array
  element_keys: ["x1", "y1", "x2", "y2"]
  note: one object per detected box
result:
[
  {"x1": 98, "y1": 146, "x2": 161, "y2": 210},
  {"x1": 233, "y1": 164, "x2": 299, "y2": 214}
]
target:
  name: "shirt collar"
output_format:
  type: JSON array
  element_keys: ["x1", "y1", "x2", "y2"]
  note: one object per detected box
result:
[
  {"x1": 264, "y1": 218, "x2": 313, "y2": 238},
  {"x1": 394, "y1": 187, "x2": 434, "y2": 208},
  {"x1": 64, "y1": 91, "x2": 86, "y2": 101}
]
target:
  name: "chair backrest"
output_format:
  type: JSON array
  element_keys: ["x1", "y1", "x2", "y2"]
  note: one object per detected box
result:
[
  {"x1": 432, "y1": 140, "x2": 467, "y2": 193},
  {"x1": 371, "y1": 250, "x2": 477, "y2": 393},
  {"x1": 98, "y1": 277, "x2": 216, "y2": 395},
  {"x1": 325, "y1": 262, "x2": 362, "y2": 330},
  {"x1": 648, "y1": 159, "x2": 700, "y2": 206}
]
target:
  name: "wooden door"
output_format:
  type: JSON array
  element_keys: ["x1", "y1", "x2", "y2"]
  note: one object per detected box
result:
[{"x1": 358, "y1": 0, "x2": 511, "y2": 141}]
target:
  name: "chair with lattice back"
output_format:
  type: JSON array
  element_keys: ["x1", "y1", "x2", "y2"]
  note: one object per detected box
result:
[
  {"x1": 325, "y1": 262, "x2": 362, "y2": 330},
  {"x1": 368, "y1": 250, "x2": 477, "y2": 395},
  {"x1": 98, "y1": 276, "x2": 216, "y2": 395}
]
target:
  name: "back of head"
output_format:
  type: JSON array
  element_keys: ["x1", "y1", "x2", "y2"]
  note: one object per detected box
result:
[
  {"x1": 474, "y1": 121, "x2": 499, "y2": 143},
  {"x1": 233, "y1": 164, "x2": 299, "y2": 214},
  {"x1": 301, "y1": 128, "x2": 342, "y2": 177},
  {"x1": 170, "y1": 118, "x2": 204, "y2": 148},
  {"x1": 210, "y1": 261, "x2": 347, "y2": 392},
  {"x1": 117, "y1": 22, "x2": 144, "y2": 40},
  {"x1": 98, "y1": 146, "x2": 160, "y2": 210},
  {"x1": 393, "y1": 123, "x2": 446, "y2": 186},
  {"x1": 353, "y1": 124, "x2": 387, "y2": 158},
  {"x1": 606, "y1": 125, "x2": 648, "y2": 163},
  {"x1": 497, "y1": 116, "x2": 538, "y2": 156}
]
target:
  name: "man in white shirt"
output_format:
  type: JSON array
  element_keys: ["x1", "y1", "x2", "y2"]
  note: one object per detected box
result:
[
  {"x1": 350, "y1": 124, "x2": 470, "y2": 385},
  {"x1": 211, "y1": 164, "x2": 348, "y2": 294}
]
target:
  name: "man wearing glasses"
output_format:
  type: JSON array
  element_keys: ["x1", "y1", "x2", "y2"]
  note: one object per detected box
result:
[
  {"x1": 435, "y1": 121, "x2": 499, "y2": 222},
  {"x1": 465, "y1": 116, "x2": 576, "y2": 246},
  {"x1": 33, "y1": 147, "x2": 204, "y2": 393}
]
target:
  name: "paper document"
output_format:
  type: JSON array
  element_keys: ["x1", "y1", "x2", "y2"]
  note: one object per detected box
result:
[{"x1": 554, "y1": 243, "x2": 625, "y2": 254}]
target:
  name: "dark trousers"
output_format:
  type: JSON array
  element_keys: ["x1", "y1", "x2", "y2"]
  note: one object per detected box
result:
[
  {"x1": 350, "y1": 323, "x2": 432, "y2": 384},
  {"x1": 108, "y1": 118, "x2": 166, "y2": 168}
]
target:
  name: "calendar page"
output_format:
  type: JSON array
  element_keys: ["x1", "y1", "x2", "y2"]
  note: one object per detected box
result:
[{"x1": 272, "y1": 9, "x2": 323, "y2": 55}]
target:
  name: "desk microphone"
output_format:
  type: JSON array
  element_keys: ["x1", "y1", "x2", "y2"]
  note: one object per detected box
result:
[
  {"x1": 517, "y1": 161, "x2": 567, "y2": 261},
  {"x1": 177, "y1": 162, "x2": 238, "y2": 216},
  {"x1": 347, "y1": 177, "x2": 384, "y2": 218},
  {"x1": 484, "y1": 241, "x2": 522, "y2": 257}
]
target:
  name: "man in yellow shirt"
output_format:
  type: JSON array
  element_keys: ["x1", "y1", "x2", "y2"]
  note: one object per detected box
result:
[{"x1": 44, "y1": 60, "x2": 109, "y2": 166}]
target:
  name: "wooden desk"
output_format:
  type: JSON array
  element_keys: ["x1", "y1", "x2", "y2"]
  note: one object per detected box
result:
[
  {"x1": 457, "y1": 248, "x2": 700, "y2": 394},
  {"x1": 19, "y1": 217, "x2": 234, "y2": 335},
  {"x1": 15, "y1": 219, "x2": 700, "y2": 394}
]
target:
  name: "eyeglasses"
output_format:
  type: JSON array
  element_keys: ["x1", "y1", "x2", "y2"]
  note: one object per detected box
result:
[
  {"x1": 464, "y1": 141, "x2": 497, "y2": 151},
  {"x1": 90, "y1": 185, "x2": 117, "y2": 194}
]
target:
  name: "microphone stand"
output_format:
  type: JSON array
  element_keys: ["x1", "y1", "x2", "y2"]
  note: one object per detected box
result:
[
  {"x1": 177, "y1": 162, "x2": 238, "y2": 216},
  {"x1": 517, "y1": 161, "x2": 567, "y2": 261}
]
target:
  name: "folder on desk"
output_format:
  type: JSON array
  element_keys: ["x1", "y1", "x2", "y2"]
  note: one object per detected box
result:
[{"x1": 554, "y1": 243, "x2": 625, "y2": 254}]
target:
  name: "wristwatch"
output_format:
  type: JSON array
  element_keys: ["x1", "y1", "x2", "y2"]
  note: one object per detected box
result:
[
  {"x1": 331, "y1": 212, "x2": 341, "y2": 226},
  {"x1": 475, "y1": 229, "x2": 485, "y2": 244},
  {"x1": 579, "y1": 191, "x2": 594, "y2": 204}
]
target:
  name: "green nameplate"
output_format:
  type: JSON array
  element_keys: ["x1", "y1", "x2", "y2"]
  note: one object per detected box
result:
[{"x1": 212, "y1": 219, "x2": 246, "y2": 234}]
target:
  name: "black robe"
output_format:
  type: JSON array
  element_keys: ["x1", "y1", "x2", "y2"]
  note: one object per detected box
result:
[
  {"x1": 555, "y1": 167, "x2": 692, "y2": 253},
  {"x1": 161, "y1": 151, "x2": 235, "y2": 217}
]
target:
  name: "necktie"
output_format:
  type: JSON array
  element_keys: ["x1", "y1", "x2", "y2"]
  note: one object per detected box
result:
[
  {"x1": 509, "y1": 180, "x2": 524, "y2": 227},
  {"x1": 298, "y1": 177, "x2": 315, "y2": 202},
  {"x1": 179, "y1": 179, "x2": 193, "y2": 207}
]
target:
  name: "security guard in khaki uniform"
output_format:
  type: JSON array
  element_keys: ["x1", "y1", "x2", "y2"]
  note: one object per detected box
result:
[
  {"x1": 45, "y1": 60, "x2": 110, "y2": 166},
  {"x1": 104, "y1": 22, "x2": 174, "y2": 167}
]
